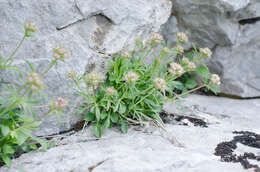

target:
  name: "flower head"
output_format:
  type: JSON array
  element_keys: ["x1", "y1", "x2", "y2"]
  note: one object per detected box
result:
[
  {"x1": 149, "y1": 33, "x2": 164, "y2": 45},
  {"x1": 154, "y1": 77, "x2": 167, "y2": 92},
  {"x1": 67, "y1": 70, "x2": 76, "y2": 78},
  {"x1": 210, "y1": 74, "x2": 221, "y2": 86},
  {"x1": 53, "y1": 97, "x2": 68, "y2": 111},
  {"x1": 24, "y1": 22, "x2": 37, "y2": 33},
  {"x1": 200, "y1": 47, "x2": 212, "y2": 58},
  {"x1": 162, "y1": 47, "x2": 170, "y2": 54},
  {"x1": 182, "y1": 57, "x2": 196, "y2": 70},
  {"x1": 53, "y1": 46, "x2": 70, "y2": 60},
  {"x1": 27, "y1": 72, "x2": 44, "y2": 91},
  {"x1": 177, "y1": 32, "x2": 188, "y2": 43},
  {"x1": 106, "y1": 87, "x2": 117, "y2": 96},
  {"x1": 85, "y1": 72, "x2": 103, "y2": 86},
  {"x1": 124, "y1": 71, "x2": 139, "y2": 83},
  {"x1": 168, "y1": 62, "x2": 184, "y2": 76},
  {"x1": 176, "y1": 45, "x2": 184, "y2": 54},
  {"x1": 121, "y1": 51, "x2": 131, "y2": 59}
]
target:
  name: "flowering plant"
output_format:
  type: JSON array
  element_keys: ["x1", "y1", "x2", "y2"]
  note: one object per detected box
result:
[
  {"x1": 72, "y1": 32, "x2": 221, "y2": 138},
  {"x1": 0, "y1": 23, "x2": 69, "y2": 167}
]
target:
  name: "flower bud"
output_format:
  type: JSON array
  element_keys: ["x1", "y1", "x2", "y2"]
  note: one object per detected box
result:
[
  {"x1": 154, "y1": 77, "x2": 167, "y2": 92},
  {"x1": 53, "y1": 97, "x2": 68, "y2": 111},
  {"x1": 27, "y1": 72, "x2": 44, "y2": 91},
  {"x1": 210, "y1": 74, "x2": 221, "y2": 86},
  {"x1": 168, "y1": 62, "x2": 184, "y2": 76},
  {"x1": 124, "y1": 71, "x2": 139, "y2": 83},
  {"x1": 177, "y1": 32, "x2": 188, "y2": 43},
  {"x1": 24, "y1": 22, "x2": 37, "y2": 33},
  {"x1": 67, "y1": 70, "x2": 76, "y2": 78},
  {"x1": 121, "y1": 52, "x2": 131, "y2": 59},
  {"x1": 199, "y1": 47, "x2": 212, "y2": 58},
  {"x1": 106, "y1": 87, "x2": 117, "y2": 96},
  {"x1": 85, "y1": 72, "x2": 103, "y2": 86},
  {"x1": 182, "y1": 57, "x2": 196, "y2": 70},
  {"x1": 53, "y1": 46, "x2": 70, "y2": 60}
]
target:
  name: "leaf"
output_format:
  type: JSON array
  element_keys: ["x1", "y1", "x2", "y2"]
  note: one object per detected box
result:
[
  {"x1": 1, "y1": 125, "x2": 10, "y2": 136},
  {"x1": 95, "y1": 107, "x2": 101, "y2": 121},
  {"x1": 196, "y1": 64, "x2": 211, "y2": 81},
  {"x1": 120, "y1": 121, "x2": 128, "y2": 134},
  {"x1": 185, "y1": 79, "x2": 197, "y2": 89},
  {"x1": 3, "y1": 144, "x2": 15, "y2": 154},
  {"x1": 110, "y1": 113, "x2": 119, "y2": 123},
  {"x1": 84, "y1": 112, "x2": 95, "y2": 122},
  {"x1": 170, "y1": 81, "x2": 184, "y2": 90},
  {"x1": 0, "y1": 154, "x2": 12, "y2": 167},
  {"x1": 119, "y1": 103, "x2": 126, "y2": 114},
  {"x1": 16, "y1": 129, "x2": 31, "y2": 145},
  {"x1": 103, "y1": 116, "x2": 110, "y2": 129},
  {"x1": 207, "y1": 84, "x2": 220, "y2": 94},
  {"x1": 100, "y1": 112, "x2": 107, "y2": 120},
  {"x1": 34, "y1": 138, "x2": 48, "y2": 151},
  {"x1": 92, "y1": 123, "x2": 102, "y2": 138},
  {"x1": 25, "y1": 60, "x2": 35, "y2": 72}
]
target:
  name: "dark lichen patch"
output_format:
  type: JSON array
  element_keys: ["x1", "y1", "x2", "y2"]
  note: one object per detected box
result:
[
  {"x1": 160, "y1": 111, "x2": 208, "y2": 128},
  {"x1": 215, "y1": 131, "x2": 260, "y2": 172}
]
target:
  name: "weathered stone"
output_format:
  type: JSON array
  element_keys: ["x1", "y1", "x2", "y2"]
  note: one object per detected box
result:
[
  {"x1": 162, "y1": 0, "x2": 260, "y2": 97},
  {"x1": 1, "y1": 95, "x2": 260, "y2": 172},
  {"x1": 0, "y1": 0, "x2": 172, "y2": 135}
]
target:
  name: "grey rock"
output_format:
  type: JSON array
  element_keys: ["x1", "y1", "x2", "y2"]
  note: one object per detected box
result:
[
  {"x1": 0, "y1": 0, "x2": 172, "y2": 135},
  {"x1": 162, "y1": 0, "x2": 260, "y2": 97},
  {"x1": 1, "y1": 94, "x2": 260, "y2": 172}
]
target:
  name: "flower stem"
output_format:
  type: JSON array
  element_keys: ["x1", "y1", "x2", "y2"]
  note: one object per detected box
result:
[
  {"x1": 5, "y1": 34, "x2": 26, "y2": 66},
  {"x1": 41, "y1": 59, "x2": 57, "y2": 77}
]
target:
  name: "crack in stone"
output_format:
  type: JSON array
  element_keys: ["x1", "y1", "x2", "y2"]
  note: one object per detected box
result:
[{"x1": 239, "y1": 17, "x2": 260, "y2": 25}]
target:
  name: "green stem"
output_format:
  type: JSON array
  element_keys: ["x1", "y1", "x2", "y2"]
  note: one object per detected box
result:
[
  {"x1": 5, "y1": 34, "x2": 26, "y2": 66},
  {"x1": 170, "y1": 84, "x2": 206, "y2": 101},
  {"x1": 41, "y1": 60, "x2": 57, "y2": 77}
]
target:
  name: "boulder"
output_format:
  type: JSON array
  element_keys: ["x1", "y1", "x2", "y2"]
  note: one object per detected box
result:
[
  {"x1": 0, "y1": 0, "x2": 172, "y2": 135},
  {"x1": 162, "y1": 0, "x2": 260, "y2": 97}
]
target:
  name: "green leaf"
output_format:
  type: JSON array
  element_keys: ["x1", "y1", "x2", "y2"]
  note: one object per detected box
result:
[
  {"x1": 196, "y1": 64, "x2": 211, "y2": 81},
  {"x1": 1, "y1": 125, "x2": 10, "y2": 136},
  {"x1": 92, "y1": 123, "x2": 102, "y2": 138},
  {"x1": 16, "y1": 129, "x2": 31, "y2": 145},
  {"x1": 121, "y1": 121, "x2": 128, "y2": 134},
  {"x1": 170, "y1": 81, "x2": 184, "y2": 90},
  {"x1": 0, "y1": 154, "x2": 12, "y2": 167},
  {"x1": 3, "y1": 144, "x2": 15, "y2": 154},
  {"x1": 110, "y1": 113, "x2": 119, "y2": 123},
  {"x1": 119, "y1": 103, "x2": 126, "y2": 114},
  {"x1": 100, "y1": 112, "x2": 107, "y2": 120},
  {"x1": 95, "y1": 107, "x2": 101, "y2": 121},
  {"x1": 207, "y1": 84, "x2": 220, "y2": 94},
  {"x1": 185, "y1": 79, "x2": 197, "y2": 89},
  {"x1": 84, "y1": 112, "x2": 95, "y2": 122},
  {"x1": 103, "y1": 116, "x2": 110, "y2": 129},
  {"x1": 34, "y1": 138, "x2": 48, "y2": 151},
  {"x1": 25, "y1": 60, "x2": 35, "y2": 72}
]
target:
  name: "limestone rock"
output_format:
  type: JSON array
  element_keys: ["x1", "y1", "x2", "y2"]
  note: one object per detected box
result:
[{"x1": 0, "y1": 0, "x2": 172, "y2": 135}]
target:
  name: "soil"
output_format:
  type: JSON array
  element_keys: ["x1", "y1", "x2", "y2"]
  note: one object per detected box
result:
[
  {"x1": 215, "y1": 131, "x2": 260, "y2": 172},
  {"x1": 160, "y1": 111, "x2": 208, "y2": 127}
]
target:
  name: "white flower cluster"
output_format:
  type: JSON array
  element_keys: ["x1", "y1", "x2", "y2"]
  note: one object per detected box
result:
[
  {"x1": 154, "y1": 77, "x2": 167, "y2": 92},
  {"x1": 27, "y1": 72, "x2": 44, "y2": 91},
  {"x1": 67, "y1": 70, "x2": 76, "y2": 78},
  {"x1": 177, "y1": 32, "x2": 188, "y2": 43},
  {"x1": 199, "y1": 47, "x2": 212, "y2": 58},
  {"x1": 85, "y1": 72, "x2": 103, "y2": 86},
  {"x1": 53, "y1": 46, "x2": 70, "y2": 60},
  {"x1": 176, "y1": 45, "x2": 184, "y2": 54},
  {"x1": 210, "y1": 74, "x2": 221, "y2": 86},
  {"x1": 168, "y1": 62, "x2": 184, "y2": 76},
  {"x1": 106, "y1": 87, "x2": 117, "y2": 96},
  {"x1": 124, "y1": 71, "x2": 139, "y2": 83},
  {"x1": 24, "y1": 22, "x2": 37, "y2": 33},
  {"x1": 149, "y1": 33, "x2": 164, "y2": 44},
  {"x1": 182, "y1": 57, "x2": 196, "y2": 70},
  {"x1": 53, "y1": 97, "x2": 68, "y2": 111}
]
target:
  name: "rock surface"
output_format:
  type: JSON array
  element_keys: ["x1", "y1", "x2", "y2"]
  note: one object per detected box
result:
[
  {"x1": 1, "y1": 95, "x2": 260, "y2": 172},
  {"x1": 162, "y1": 0, "x2": 260, "y2": 97},
  {"x1": 0, "y1": 0, "x2": 171, "y2": 135}
]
